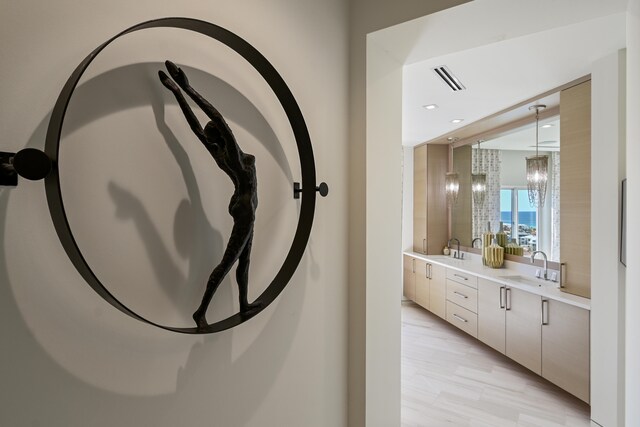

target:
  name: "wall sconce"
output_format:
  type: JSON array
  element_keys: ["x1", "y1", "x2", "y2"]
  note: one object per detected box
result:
[
  {"x1": 526, "y1": 104, "x2": 548, "y2": 207},
  {"x1": 0, "y1": 148, "x2": 52, "y2": 186},
  {"x1": 471, "y1": 140, "x2": 486, "y2": 206},
  {"x1": 445, "y1": 172, "x2": 460, "y2": 205}
]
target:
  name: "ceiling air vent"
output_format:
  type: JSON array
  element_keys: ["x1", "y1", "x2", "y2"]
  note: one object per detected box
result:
[{"x1": 433, "y1": 65, "x2": 466, "y2": 92}]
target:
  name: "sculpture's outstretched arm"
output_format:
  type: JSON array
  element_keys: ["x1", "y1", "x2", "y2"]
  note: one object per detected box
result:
[
  {"x1": 158, "y1": 70, "x2": 207, "y2": 145},
  {"x1": 164, "y1": 61, "x2": 245, "y2": 168},
  {"x1": 164, "y1": 62, "x2": 220, "y2": 118}
]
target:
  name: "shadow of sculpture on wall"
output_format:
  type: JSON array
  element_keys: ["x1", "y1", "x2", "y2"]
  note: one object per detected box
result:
[{"x1": 159, "y1": 61, "x2": 262, "y2": 329}]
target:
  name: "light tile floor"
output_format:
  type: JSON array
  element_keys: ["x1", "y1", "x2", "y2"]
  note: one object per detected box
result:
[{"x1": 402, "y1": 302, "x2": 590, "y2": 427}]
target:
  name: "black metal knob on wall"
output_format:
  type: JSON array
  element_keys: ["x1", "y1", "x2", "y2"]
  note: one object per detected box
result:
[
  {"x1": 0, "y1": 148, "x2": 52, "y2": 186},
  {"x1": 293, "y1": 181, "x2": 329, "y2": 199}
]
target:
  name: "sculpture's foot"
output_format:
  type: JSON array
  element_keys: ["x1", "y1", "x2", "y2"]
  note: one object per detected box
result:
[
  {"x1": 192, "y1": 310, "x2": 208, "y2": 330},
  {"x1": 240, "y1": 300, "x2": 263, "y2": 315}
]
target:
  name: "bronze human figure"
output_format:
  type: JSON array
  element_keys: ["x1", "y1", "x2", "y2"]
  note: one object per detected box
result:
[{"x1": 159, "y1": 61, "x2": 260, "y2": 329}]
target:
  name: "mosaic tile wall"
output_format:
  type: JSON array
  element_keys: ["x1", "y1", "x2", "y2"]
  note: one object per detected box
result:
[
  {"x1": 472, "y1": 148, "x2": 501, "y2": 237},
  {"x1": 551, "y1": 151, "x2": 561, "y2": 261}
]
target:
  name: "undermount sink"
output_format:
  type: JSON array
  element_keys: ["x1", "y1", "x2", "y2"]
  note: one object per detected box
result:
[
  {"x1": 499, "y1": 275, "x2": 544, "y2": 287},
  {"x1": 428, "y1": 255, "x2": 466, "y2": 264}
]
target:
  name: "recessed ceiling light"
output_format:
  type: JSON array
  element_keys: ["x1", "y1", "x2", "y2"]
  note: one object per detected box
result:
[
  {"x1": 450, "y1": 119, "x2": 464, "y2": 124},
  {"x1": 423, "y1": 104, "x2": 439, "y2": 110},
  {"x1": 541, "y1": 123, "x2": 555, "y2": 128}
]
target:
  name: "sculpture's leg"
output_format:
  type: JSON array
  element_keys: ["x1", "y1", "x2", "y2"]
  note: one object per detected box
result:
[
  {"x1": 193, "y1": 220, "x2": 252, "y2": 329},
  {"x1": 237, "y1": 229, "x2": 261, "y2": 313}
]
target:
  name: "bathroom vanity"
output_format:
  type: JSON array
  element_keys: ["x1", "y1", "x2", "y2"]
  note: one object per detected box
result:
[{"x1": 403, "y1": 251, "x2": 590, "y2": 403}]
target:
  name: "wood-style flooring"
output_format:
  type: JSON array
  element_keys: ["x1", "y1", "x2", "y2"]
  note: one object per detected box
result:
[{"x1": 401, "y1": 302, "x2": 590, "y2": 427}]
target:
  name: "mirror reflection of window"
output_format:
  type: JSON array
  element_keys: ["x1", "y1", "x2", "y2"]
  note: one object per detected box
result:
[{"x1": 500, "y1": 188, "x2": 538, "y2": 255}]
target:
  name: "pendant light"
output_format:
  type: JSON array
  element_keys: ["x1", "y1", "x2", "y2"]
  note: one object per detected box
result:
[
  {"x1": 471, "y1": 140, "x2": 487, "y2": 206},
  {"x1": 526, "y1": 104, "x2": 548, "y2": 207},
  {"x1": 445, "y1": 172, "x2": 460, "y2": 205},
  {"x1": 445, "y1": 137, "x2": 460, "y2": 205}
]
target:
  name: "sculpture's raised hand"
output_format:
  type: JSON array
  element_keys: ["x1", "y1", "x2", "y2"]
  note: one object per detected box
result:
[
  {"x1": 158, "y1": 70, "x2": 179, "y2": 93},
  {"x1": 165, "y1": 60, "x2": 190, "y2": 88}
]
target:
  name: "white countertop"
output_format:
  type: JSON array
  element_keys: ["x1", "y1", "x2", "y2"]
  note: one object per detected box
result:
[{"x1": 403, "y1": 251, "x2": 591, "y2": 310}]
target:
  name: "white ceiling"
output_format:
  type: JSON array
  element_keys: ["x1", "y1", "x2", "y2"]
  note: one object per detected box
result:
[
  {"x1": 480, "y1": 118, "x2": 560, "y2": 152},
  {"x1": 396, "y1": 5, "x2": 627, "y2": 146}
]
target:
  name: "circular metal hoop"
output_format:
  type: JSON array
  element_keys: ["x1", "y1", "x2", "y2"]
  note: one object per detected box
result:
[{"x1": 44, "y1": 17, "x2": 318, "y2": 334}]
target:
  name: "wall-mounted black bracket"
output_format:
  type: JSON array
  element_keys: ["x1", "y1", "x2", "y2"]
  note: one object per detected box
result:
[
  {"x1": 293, "y1": 181, "x2": 328, "y2": 199},
  {"x1": 0, "y1": 149, "x2": 52, "y2": 186},
  {"x1": 1, "y1": 152, "x2": 18, "y2": 186}
]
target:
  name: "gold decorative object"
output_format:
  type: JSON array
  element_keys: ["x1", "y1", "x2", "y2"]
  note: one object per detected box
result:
[{"x1": 485, "y1": 240, "x2": 505, "y2": 268}]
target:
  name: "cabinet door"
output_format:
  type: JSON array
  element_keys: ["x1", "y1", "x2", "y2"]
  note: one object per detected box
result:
[
  {"x1": 560, "y1": 80, "x2": 591, "y2": 298},
  {"x1": 506, "y1": 287, "x2": 542, "y2": 375},
  {"x1": 413, "y1": 145, "x2": 427, "y2": 253},
  {"x1": 477, "y1": 278, "x2": 506, "y2": 354},
  {"x1": 414, "y1": 259, "x2": 429, "y2": 309},
  {"x1": 429, "y1": 263, "x2": 446, "y2": 319},
  {"x1": 542, "y1": 300, "x2": 590, "y2": 403},
  {"x1": 403, "y1": 256, "x2": 415, "y2": 301}
]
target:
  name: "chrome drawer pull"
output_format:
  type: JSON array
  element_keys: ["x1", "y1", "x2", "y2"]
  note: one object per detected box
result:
[
  {"x1": 453, "y1": 274, "x2": 468, "y2": 281},
  {"x1": 452, "y1": 314, "x2": 468, "y2": 323},
  {"x1": 453, "y1": 291, "x2": 468, "y2": 299}
]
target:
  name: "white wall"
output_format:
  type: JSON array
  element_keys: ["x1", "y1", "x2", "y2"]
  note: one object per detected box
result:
[
  {"x1": 347, "y1": 2, "x2": 470, "y2": 425},
  {"x1": 0, "y1": 1, "x2": 349, "y2": 426},
  {"x1": 402, "y1": 147, "x2": 414, "y2": 251},
  {"x1": 366, "y1": 39, "x2": 404, "y2": 427},
  {"x1": 626, "y1": 0, "x2": 640, "y2": 425},
  {"x1": 500, "y1": 150, "x2": 535, "y2": 187},
  {"x1": 591, "y1": 50, "x2": 627, "y2": 427}
]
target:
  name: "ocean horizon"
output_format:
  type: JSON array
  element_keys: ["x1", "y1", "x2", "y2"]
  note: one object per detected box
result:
[{"x1": 501, "y1": 211, "x2": 537, "y2": 228}]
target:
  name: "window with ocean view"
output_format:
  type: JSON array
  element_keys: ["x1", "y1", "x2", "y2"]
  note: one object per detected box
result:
[{"x1": 500, "y1": 188, "x2": 537, "y2": 252}]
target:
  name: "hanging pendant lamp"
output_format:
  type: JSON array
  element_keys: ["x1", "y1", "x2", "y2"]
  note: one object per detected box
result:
[
  {"x1": 526, "y1": 104, "x2": 548, "y2": 208},
  {"x1": 445, "y1": 172, "x2": 460, "y2": 205},
  {"x1": 471, "y1": 140, "x2": 487, "y2": 206}
]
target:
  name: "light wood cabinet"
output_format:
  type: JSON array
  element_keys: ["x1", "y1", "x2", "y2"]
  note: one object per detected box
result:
[
  {"x1": 542, "y1": 299, "x2": 590, "y2": 403},
  {"x1": 446, "y1": 279, "x2": 477, "y2": 313},
  {"x1": 560, "y1": 80, "x2": 591, "y2": 298},
  {"x1": 406, "y1": 257, "x2": 445, "y2": 318},
  {"x1": 429, "y1": 263, "x2": 446, "y2": 319},
  {"x1": 403, "y1": 255, "x2": 415, "y2": 301},
  {"x1": 445, "y1": 270, "x2": 479, "y2": 337},
  {"x1": 446, "y1": 300, "x2": 478, "y2": 338},
  {"x1": 414, "y1": 259, "x2": 429, "y2": 309},
  {"x1": 505, "y1": 287, "x2": 542, "y2": 375},
  {"x1": 405, "y1": 258, "x2": 590, "y2": 400},
  {"x1": 413, "y1": 144, "x2": 448, "y2": 254},
  {"x1": 477, "y1": 278, "x2": 506, "y2": 354}
]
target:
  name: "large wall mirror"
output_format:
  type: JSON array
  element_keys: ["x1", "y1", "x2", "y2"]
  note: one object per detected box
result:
[{"x1": 450, "y1": 91, "x2": 565, "y2": 264}]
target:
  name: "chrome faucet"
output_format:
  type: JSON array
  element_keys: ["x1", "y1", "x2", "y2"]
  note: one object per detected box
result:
[
  {"x1": 448, "y1": 238, "x2": 462, "y2": 259},
  {"x1": 530, "y1": 251, "x2": 548, "y2": 280},
  {"x1": 471, "y1": 238, "x2": 482, "y2": 249}
]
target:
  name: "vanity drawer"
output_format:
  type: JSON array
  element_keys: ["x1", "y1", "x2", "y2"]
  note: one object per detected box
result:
[
  {"x1": 446, "y1": 269, "x2": 478, "y2": 288},
  {"x1": 446, "y1": 279, "x2": 478, "y2": 313},
  {"x1": 446, "y1": 301, "x2": 478, "y2": 338}
]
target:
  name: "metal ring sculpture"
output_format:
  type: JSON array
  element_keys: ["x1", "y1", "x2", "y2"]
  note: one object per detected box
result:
[{"x1": 44, "y1": 17, "x2": 323, "y2": 334}]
